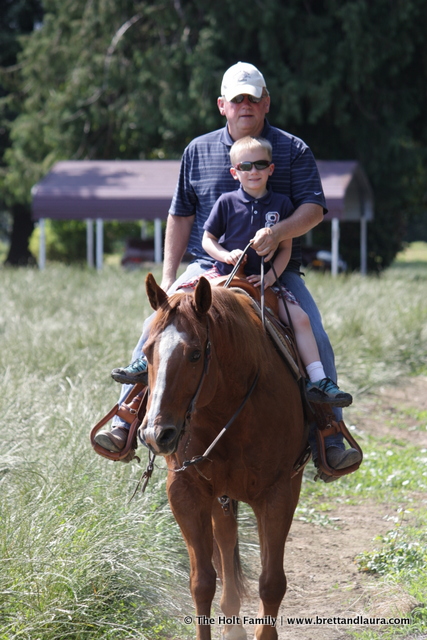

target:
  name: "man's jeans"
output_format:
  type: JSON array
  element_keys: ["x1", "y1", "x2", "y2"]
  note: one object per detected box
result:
[{"x1": 112, "y1": 260, "x2": 345, "y2": 454}]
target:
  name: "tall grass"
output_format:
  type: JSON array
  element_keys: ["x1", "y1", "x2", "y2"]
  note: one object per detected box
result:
[
  {"x1": 1, "y1": 257, "x2": 427, "y2": 638},
  {"x1": 0, "y1": 265, "x2": 193, "y2": 639}
]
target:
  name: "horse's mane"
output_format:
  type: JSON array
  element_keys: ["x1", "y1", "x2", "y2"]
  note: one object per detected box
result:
[{"x1": 149, "y1": 286, "x2": 271, "y2": 379}]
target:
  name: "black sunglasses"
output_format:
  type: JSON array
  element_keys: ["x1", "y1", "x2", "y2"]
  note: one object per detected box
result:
[
  {"x1": 235, "y1": 160, "x2": 271, "y2": 171},
  {"x1": 230, "y1": 94, "x2": 263, "y2": 104}
]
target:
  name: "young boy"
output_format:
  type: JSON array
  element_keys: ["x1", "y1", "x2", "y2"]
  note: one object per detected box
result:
[{"x1": 111, "y1": 136, "x2": 352, "y2": 408}]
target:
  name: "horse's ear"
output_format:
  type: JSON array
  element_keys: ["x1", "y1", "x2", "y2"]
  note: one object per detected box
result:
[
  {"x1": 145, "y1": 273, "x2": 168, "y2": 310},
  {"x1": 194, "y1": 276, "x2": 212, "y2": 316}
]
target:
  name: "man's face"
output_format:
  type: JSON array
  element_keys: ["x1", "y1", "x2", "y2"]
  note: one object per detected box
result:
[{"x1": 217, "y1": 93, "x2": 270, "y2": 141}]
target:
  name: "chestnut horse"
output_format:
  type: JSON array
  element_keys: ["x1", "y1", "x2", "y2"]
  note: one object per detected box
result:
[{"x1": 139, "y1": 274, "x2": 307, "y2": 640}]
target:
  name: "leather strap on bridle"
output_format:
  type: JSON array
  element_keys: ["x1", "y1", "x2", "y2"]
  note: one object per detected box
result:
[{"x1": 183, "y1": 319, "x2": 212, "y2": 430}]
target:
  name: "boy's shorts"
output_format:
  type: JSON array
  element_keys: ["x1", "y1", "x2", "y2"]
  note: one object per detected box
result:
[{"x1": 179, "y1": 266, "x2": 300, "y2": 305}]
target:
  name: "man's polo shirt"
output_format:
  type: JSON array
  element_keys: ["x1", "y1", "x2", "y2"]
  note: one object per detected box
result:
[
  {"x1": 169, "y1": 119, "x2": 327, "y2": 272},
  {"x1": 204, "y1": 186, "x2": 294, "y2": 276}
]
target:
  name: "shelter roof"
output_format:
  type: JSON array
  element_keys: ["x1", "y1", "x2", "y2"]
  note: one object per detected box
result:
[{"x1": 32, "y1": 159, "x2": 373, "y2": 222}]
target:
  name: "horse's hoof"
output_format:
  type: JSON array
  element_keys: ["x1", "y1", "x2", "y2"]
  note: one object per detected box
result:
[{"x1": 222, "y1": 624, "x2": 247, "y2": 640}]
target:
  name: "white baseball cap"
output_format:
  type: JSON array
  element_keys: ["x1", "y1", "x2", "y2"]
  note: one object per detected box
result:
[{"x1": 221, "y1": 62, "x2": 267, "y2": 101}]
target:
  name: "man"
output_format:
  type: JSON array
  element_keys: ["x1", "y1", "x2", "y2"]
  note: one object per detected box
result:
[{"x1": 96, "y1": 62, "x2": 361, "y2": 475}]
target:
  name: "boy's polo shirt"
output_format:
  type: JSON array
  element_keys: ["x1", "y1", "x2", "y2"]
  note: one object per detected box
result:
[{"x1": 204, "y1": 186, "x2": 294, "y2": 276}]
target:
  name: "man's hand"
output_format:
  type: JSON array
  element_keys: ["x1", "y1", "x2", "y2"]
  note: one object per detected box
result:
[
  {"x1": 160, "y1": 276, "x2": 175, "y2": 293},
  {"x1": 251, "y1": 226, "x2": 279, "y2": 262}
]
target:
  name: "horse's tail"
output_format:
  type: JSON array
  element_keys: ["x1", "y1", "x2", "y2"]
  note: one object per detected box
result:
[{"x1": 212, "y1": 499, "x2": 247, "y2": 598}]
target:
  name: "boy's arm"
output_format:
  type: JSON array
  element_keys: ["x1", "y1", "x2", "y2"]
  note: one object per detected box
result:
[
  {"x1": 270, "y1": 238, "x2": 292, "y2": 280},
  {"x1": 247, "y1": 238, "x2": 292, "y2": 288},
  {"x1": 202, "y1": 231, "x2": 246, "y2": 265}
]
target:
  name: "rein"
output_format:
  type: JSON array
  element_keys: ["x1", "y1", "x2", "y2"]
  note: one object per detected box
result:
[{"x1": 174, "y1": 371, "x2": 259, "y2": 473}]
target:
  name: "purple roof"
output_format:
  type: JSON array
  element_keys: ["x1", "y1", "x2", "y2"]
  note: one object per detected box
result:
[{"x1": 32, "y1": 159, "x2": 373, "y2": 222}]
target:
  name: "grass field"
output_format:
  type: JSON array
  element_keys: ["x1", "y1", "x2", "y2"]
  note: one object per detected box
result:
[{"x1": 1, "y1": 243, "x2": 427, "y2": 639}]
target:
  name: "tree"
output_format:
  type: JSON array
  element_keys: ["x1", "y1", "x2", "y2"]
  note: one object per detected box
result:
[
  {"x1": 2, "y1": 0, "x2": 427, "y2": 270},
  {"x1": 0, "y1": 0, "x2": 43, "y2": 265}
]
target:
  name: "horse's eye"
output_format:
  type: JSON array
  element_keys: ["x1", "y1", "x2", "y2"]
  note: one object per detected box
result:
[{"x1": 189, "y1": 350, "x2": 201, "y2": 363}]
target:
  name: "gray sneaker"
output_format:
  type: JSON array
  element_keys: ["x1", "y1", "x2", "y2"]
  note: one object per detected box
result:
[
  {"x1": 111, "y1": 356, "x2": 148, "y2": 385},
  {"x1": 306, "y1": 377, "x2": 352, "y2": 407}
]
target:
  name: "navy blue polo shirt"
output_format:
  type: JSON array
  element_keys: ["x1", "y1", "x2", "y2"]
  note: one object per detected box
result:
[
  {"x1": 204, "y1": 186, "x2": 294, "y2": 276},
  {"x1": 169, "y1": 119, "x2": 327, "y2": 273}
]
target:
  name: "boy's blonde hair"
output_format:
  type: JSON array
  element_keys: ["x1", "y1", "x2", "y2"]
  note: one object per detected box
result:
[{"x1": 230, "y1": 136, "x2": 273, "y2": 166}]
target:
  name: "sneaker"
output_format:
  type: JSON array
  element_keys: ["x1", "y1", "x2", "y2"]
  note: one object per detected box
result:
[
  {"x1": 306, "y1": 377, "x2": 353, "y2": 407},
  {"x1": 94, "y1": 426, "x2": 129, "y2": 452},
  {"x1": 111, "y1": 356, "x2": 148, "y2": 385}
]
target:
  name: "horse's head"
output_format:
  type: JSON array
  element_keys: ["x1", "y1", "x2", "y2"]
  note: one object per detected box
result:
[{"x1": 138, "y1": 274, "x2": 214, "y2": 456}]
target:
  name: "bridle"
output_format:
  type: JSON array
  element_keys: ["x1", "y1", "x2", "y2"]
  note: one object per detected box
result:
[{"x1": 174, "y1": 314, "x2": 259, "y2": 473}]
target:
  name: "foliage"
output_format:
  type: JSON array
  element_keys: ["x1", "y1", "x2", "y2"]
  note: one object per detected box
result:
[
  {"x1": 0, "y1": 263, "x2": 195, "y2": 639},
  {"x1": 356, "y1": 526, "x2": 427, "y2": 577},
  {"x1": 28, "y1": 219, "x2": 145, "y2": 262},
  {"x1": 0, "y1": 0, "x2": 426, "y2": 267}
]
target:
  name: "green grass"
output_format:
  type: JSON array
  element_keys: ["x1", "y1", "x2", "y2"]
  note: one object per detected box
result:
[{"x1": 0, "y1": 254, "x2": 427, "y2": 638}]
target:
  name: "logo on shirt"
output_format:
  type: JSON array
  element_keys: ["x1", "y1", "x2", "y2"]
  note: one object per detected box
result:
[{"x1": 265, "y1": 211, "x2": 280, "y2": 228}]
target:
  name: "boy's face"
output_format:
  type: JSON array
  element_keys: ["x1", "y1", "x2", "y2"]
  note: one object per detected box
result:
[{"x1": 230, "y1": 147, "x2": 274, "y2": 197}]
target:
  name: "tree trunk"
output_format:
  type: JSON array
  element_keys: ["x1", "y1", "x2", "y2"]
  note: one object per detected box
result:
[{"x1": 4, "y1": 203, "x2": 37, "y2": 267}]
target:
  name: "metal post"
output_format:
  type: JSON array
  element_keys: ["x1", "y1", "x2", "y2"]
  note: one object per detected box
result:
[
  {"x1": 154, "y1": 218, "x2": 162, "y2": 263},
  {"x1": 331, "y1": 217, "x2": 340, "y2": 277},
  {"x1": 86, "y1": 219, "x2": 94, "y2": 268},
  {"x1": 140, "y1": 220, "x2": 148, "y2": 240},
  {"x1": 360, "y1": 216, "x2": 367, "y2": 276},
  {"x1": 96, "y1": 219, "x2": 103, "y2": 270},
  {"x1": 38, "y1": 219, "x2": 46, "y2": 270}
]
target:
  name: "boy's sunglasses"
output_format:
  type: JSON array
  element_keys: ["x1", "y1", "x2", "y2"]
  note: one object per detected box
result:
[
  {"x1": 235, "y1": 160, "x2": 271, "y2": 171},
  {"x1": 229, "y1": 94, "x2": 263, "y2": 104}
]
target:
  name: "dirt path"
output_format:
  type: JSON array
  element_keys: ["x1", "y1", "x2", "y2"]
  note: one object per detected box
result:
[{"x1": 215, "y1": 376, "x2": 427, "y2": 640}]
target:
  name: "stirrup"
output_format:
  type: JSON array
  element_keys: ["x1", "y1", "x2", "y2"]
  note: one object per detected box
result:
[
  {"x1": 90, "y1": 384, "x2": 148, "y2": 462},
  {"x1": 312, "y1": 405, "x2": 363, "y2": 481}
]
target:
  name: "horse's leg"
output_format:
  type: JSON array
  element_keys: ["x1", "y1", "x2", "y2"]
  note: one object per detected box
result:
[
  {"x1": 168, "y1": 476, "x2": 216, "y2": 640},
  {"x1": 251, "y1": 476, "x2": 303, "y2": 640},
  {"x1": 212, "y1": 499, "x2": 247, "y2": 640}
]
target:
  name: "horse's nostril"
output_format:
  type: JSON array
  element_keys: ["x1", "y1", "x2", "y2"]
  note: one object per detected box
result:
[{"x1": 159, "y1": 427, "x2": 177, "y2": 445}]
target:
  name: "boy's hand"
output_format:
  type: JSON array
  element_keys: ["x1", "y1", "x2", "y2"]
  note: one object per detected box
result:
[
  {"x1": 225, "y1": 249, "x2": 247, "y2": 265},
  {"x1": 246, "y1": 270, "x2": 275, "y2": 289}
]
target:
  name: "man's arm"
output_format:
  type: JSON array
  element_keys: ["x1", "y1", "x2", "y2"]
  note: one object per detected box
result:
[
  {"x1": 251, "y1": 203, "x2": 323, "y2": 261},
  {"x1": 160, "y1": 214, "x2": 195, "y2": 291}
]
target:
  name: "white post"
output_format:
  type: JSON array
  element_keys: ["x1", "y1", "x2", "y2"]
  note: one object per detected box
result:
[
  {"x1": 96, "y1": 219, "x2": 103, "y2": 270},
  {"x1": 331, "y1": 217, "x2": 340, "y2": 277},
  {"x1": 154, "y1": 218, "x2": 163, "y2": 263},
  {"x1": 38, "y1": 218, "x2": 46, "y2": 270},
  {"x1": 86, "y1": 219, "x2": 94, "y2": 268},
  {"x1": 360, "y1": 216, "x2": 367, "y2": 276},
  {"x1": 140, "y1": 220, "x2": 148, "y2": 240}
]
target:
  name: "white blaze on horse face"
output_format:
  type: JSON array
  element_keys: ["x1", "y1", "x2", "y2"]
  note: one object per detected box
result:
[{"x1": 146, "y1": 323, "x2": 186, "y2": 427}]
